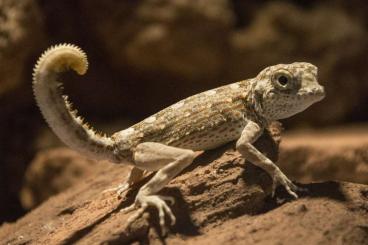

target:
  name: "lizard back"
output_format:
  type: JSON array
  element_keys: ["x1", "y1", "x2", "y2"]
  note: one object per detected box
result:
[{"x1": 113, "y1": 79, "x2": 259, "y2": 157}]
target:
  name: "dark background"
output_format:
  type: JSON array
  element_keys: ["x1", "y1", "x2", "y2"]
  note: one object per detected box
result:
[{"x1": 1, "y1": 0, "x2": 368, "y2": 224}]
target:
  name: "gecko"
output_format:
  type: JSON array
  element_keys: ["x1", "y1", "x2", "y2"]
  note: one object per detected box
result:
[{"x1": 32, "y1": 44, "x2": 325, "y2": 234}]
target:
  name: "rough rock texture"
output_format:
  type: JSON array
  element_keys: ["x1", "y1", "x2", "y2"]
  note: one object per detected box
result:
[
  {"x1": 17, "y1": 122, "x2": 281, "y2": 209},
  {"x1": 1, "y1": 126, "x2": 368, "y2": 244},
  {"x1": 279, "y1": 125, "x2": 368, "y2": 185},
  {"x1": 20, "y1": 148, "x2": 98, "y2": 210},
  {"x1": 166, "y1": 181, "x2": 368, "y2": 245},
  {"x1": 0, "y1": 125, "x2": 280, "y2": 244},
  {"x1": 22, "y1": 125, "x2": 368, "y2": 213}
]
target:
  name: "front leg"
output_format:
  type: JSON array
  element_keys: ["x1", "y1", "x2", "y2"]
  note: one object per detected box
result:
[{"x1": 236, "y1": 120, "x2": 298, "y2": 198}]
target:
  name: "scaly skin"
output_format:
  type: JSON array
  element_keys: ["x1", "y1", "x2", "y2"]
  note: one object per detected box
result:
[{"x1": 33, "y1": 44, "x2": 325, "y2": 235}]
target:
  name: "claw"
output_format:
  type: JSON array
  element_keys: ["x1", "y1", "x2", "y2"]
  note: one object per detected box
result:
[
  {"x1": 126, "y1": 203, "x2": 148, "y2": 226},
  {"x1": 124, "y1": 195, "x2": 176, "y2": 235},
  {"x1": 117, "y1": 183, "x2": 130, "y2": 196},
  {"x1": 158, "y1": 195, "x2": 175, "y2": 205},
  {"x1": 271, "y1": 181, "x2": 276, "y2": 198},
  {"x1": 102, "y1": 183, "x2": 130, "y2": 197},
  {"x1": 120, "y1": 203, "x2": 136, "y2": 213},
  {"x1": 272, "y1": 168, "x2": 299, "y2": 199},
  {"x1": 102, "y1": 185, "x2": 119, "y2": 193},
  {"x1": 285, "y1": 184, "x2": 298, "y2": 199},
  {"x1": 162, "y1": 201, "x2": 176, "y2": 225}
]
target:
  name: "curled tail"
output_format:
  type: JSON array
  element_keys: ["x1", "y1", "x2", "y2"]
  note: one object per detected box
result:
[{"x1": 33, "y1": 44, "x2": 118, "y2": 162}]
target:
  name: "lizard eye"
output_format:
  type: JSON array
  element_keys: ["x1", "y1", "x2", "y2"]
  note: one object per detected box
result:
[
  {"x1": 272, "y1": 69, "x2": 294, "y2": 90},
  {"x1": 278, "y1": 75, "x2": 288, "y2": 85}
]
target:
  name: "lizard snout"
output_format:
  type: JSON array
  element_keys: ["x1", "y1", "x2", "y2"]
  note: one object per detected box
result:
[{"x1": 313, "y1": 85, "x2": 325, "y2": 100}]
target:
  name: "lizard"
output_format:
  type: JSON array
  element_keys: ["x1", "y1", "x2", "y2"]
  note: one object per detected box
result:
[{"x1": 32, "y1": 43, "x2": 325, "y2": 234}]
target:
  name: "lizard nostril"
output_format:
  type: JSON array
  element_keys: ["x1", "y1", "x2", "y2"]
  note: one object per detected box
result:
[
  {"x1": 309, "y1": 86, "x2": 325, "y2": 100},
  {"x1": 317, "y1": 85, "x2": 325, "y2": 94}
]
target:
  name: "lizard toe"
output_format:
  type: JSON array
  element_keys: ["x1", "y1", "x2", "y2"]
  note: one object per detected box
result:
[
  {"x1": 102, "y1": 182, "x2": 130, "y2": 198},
  {"x1": 272, "y1": 168, "x2": 298, "y2": 199},
  {"x1": 134, "y1": 194, "x2": 176, "y2": 235},
  {"x1": 120, "y1": 203, "x2": 137, "y2": 213}
]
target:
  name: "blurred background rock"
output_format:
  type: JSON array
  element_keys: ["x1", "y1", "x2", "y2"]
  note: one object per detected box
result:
[{"x1": 1, "y1": 0, "x2": 368, "y2": 223}]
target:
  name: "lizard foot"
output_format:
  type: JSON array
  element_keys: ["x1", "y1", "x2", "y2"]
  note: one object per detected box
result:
[
  {"x1": 122, "y1": 195, "x2": 176, "y2": 236},
  {"x1": 272, "y1": 168, "x2": 298, "y2": 198},
  {"x1": 103, "y1": 167, "x2": 145, "y2": 197},
  {"x1": 102, "y1": 182, "x2": 130, "y2": 197}
]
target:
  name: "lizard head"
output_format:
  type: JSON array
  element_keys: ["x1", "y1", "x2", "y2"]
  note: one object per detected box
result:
[{"x1": 252, "y1": 62, "x2": 325, "y2": 120}]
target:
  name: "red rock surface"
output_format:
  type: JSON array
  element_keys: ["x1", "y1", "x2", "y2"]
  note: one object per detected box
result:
[
  {"x1": 279, "y1": 125, "x2": 368, "y2": 184},
  {"x1": 20, "y1": 148, "x2": 98, "y2": 209},
  {"x1": 0, "y1": 126, "x2": 278, "y2": 244},
  {"x1": 1, "y1": 125, "x2": 368, "y2": 244}
]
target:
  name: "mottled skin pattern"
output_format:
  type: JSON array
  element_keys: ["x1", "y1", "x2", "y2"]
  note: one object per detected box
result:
[
  {"x1": 33, "y1": 44, "x2": 325, "y2": 235},
  {"x1": 113, "y1": 81, "x2": 255, "y2": 160}
]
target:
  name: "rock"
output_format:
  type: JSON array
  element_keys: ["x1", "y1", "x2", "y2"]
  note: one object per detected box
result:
[
  {"x1": 229, "y1": 2, "x2": 368, "y2": 126},
  {"x1": 0, "y1": 124, "x2": 280, "y2": 244},
  {"x1": 0, "y1": 0, "x2": 44, "y2": 95},
  {"x1": 1, "y1": 124, "x2": 368, "y2": 244},
  {"x1": 20, "y1": 148, "x2": 99, "y2": 210},
  {"x1": 279, "y1": 125, "x2": 368, "y2": 184},
  {"x1": 0, "y1": 0, "x2": 45, "y2": 223},
  {"x1": 165, "y1": 181, "x2": 368, "y2": 245},
  {"x1": 80, "y1": 0, "x2": 234, "y2": 82}
]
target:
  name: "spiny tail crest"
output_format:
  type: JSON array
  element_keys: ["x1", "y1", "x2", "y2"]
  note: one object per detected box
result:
[
  {"x1": 33, "y1": 43, "x2": 88, "y2": 80},
  {"x1": 32, "y1": 44, "x2": 119, "y2": 162}
]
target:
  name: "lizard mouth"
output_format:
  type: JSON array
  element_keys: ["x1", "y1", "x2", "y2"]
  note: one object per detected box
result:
[
  {"x1": 298, "y1": 85, "x2": 325, "y2": 101},
  {"x1": 315, "y1": 85, "x2": 325, "y2": 99}
]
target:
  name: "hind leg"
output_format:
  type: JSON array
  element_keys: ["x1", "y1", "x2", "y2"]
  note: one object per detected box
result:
[
  {"x1": 103, "y1": 167, "x2": 145, "y2": 196},
  {"x1": 121, "y1": 142, "x2": 196, "y2": 234}
]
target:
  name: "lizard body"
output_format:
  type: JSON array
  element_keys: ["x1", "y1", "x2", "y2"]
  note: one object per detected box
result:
[
  {"x1": 33, "y1": 44, "x2": 325, "y2": 234},
  {"x1": 113, "y1": 80, "x2": 255, "y2": 159}
]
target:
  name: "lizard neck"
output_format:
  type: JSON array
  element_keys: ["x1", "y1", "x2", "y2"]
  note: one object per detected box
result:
[{"x1": 246, "y1": 79, "x2": 269, "y2": 128}]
